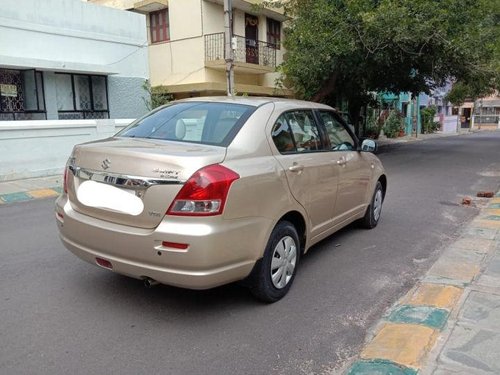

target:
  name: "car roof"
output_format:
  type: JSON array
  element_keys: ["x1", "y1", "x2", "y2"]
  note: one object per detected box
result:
[{"x1": 175, "y1": 96, "x2": 334, "y2": 110}]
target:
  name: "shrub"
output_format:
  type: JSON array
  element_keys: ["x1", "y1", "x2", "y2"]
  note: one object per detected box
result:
[
  {"x1": 421, "y1": 106, "x2": 439, "y2": 133},
  {"x1": 383, "y1": 111, "x2": 404, "y2": 138}
]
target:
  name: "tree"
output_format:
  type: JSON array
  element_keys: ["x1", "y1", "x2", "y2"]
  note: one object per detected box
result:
[{"x1": 265, "y1": 0, "x2": 499, "y2": 130}]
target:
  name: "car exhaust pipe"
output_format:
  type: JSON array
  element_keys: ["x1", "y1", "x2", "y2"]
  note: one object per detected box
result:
[{"x1": 143, "y1": 277, "x2": 159, "y2": 288}]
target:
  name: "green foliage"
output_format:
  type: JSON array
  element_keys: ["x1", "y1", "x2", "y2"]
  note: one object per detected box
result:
[
  {"x1": 383, "y1": 111, "x2": 404, "y2": 138},
  {"x1": 142, "y1": 80, "x2": 173, "y2": 111},
  {"x1": 421, "y1": 106, "x2": 440, "y2": 134},
  {"x1": 267, "y1": 0, "x2": 499, "y2": 126},
  {"x1": 364, "y1": 109, "x2": 382, "y2": 139}
]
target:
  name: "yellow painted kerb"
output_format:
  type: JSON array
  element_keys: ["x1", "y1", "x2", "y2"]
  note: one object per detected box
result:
[
  {"x1": 28, "y1": 189, "x2": 59, "y2": 199},
  {"x1": 361, "y1": 323, "x2": 438, "y2": 369},
  {"x1": 472, "y1": 219, "x2": 500, "y2": 229},
  {"x1": 404, "y1": 283, "x2": 463, "y2": 310}
]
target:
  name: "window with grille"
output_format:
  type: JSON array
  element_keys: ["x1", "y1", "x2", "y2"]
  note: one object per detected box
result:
[
  {"x1": 267, "y1": 18, "x2": 281, "y2": 49},
  {"x1": 0, "y1": 69, "x2": 46, "y2": 121},
  {"x1": 55, "y1": 73, "x2": 109, "y2": 120},
  {"x1": 150, "y1": 9, "x2": 170, "y2": 43}
]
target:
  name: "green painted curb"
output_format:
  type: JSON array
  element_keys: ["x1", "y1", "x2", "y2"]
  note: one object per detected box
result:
[
  {"x1": 485, "y1": 215, "x2": 500, "y2": 221},
  {"x1": 387, "y1": 305, "x2": 449, "y2": 330},
  {"x1": 347, "y1": 359, "x2": 417, "y2": 375},
  {"x1": 489, "y1": 203, "x2": 500, "y2": 209}
]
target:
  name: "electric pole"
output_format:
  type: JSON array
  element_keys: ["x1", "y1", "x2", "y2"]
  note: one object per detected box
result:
[{"x1": 224, "y1": 0, "x2": 234, "y2": 96}]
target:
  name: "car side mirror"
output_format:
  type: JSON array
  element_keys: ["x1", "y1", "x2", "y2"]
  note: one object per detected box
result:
[{"x1": 360, "y1": 139, "x2": 377, "y2": 152}]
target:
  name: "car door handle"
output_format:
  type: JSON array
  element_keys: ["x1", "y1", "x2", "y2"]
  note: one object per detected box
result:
[{"x1": 288, "y1": 164, "x2": 304, "y2": 173}]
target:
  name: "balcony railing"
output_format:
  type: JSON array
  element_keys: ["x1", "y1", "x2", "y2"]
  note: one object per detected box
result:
[{"x1": 205, "y1": 32, "x2": 277, "y2": 69}]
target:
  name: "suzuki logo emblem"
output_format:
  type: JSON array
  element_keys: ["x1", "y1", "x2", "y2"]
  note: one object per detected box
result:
[{"x1": 101, "y1": 158, "x2": 111, "y2": 170}]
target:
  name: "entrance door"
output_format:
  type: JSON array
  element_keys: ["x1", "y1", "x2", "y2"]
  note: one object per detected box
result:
[
  {"x1": 245, "y1": 14, "x2": 259, "y2": 64},
  {"x1": 461, "y1": 108, "x2": 471, "y2": 128}
]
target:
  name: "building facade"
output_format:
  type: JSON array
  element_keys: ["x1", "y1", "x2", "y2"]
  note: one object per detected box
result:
[
  {"x1": 87, "y1": 0, "x2": 292, "y2": 98},
  {"x1": 0, "y1": 0, "x2": 150, "y2": 121}
]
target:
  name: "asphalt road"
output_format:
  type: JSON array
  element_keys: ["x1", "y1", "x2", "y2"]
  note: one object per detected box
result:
[{"x1": 1, "y1": 131, "x2": 500, "y2": 375}]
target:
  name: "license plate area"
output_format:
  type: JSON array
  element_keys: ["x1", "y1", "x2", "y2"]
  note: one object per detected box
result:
[{"x1": 77, "y1": 180, "x2": 144, "y2": 216}]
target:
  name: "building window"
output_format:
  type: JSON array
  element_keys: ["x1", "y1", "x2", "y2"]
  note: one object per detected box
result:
[
  {"x1": 150, "y1": 9, "x2": 170, "y2": 43},
  {"x1": 56, "y1": 73, "x2": 109, "y2": 120},
  {"x1": 267, "y1": 18, "x2": 281, "y2": 49},
  {"x1": 0, "y1": 68, "x2": 46, "y2": 121}
]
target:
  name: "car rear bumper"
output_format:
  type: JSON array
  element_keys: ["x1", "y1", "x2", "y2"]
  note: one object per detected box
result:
[{"x1": 56, "y1": 197, "x2": 271, "y2": 289}]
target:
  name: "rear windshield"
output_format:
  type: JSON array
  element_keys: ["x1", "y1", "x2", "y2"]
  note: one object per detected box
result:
[{"x1": 117, "y1": 102, "x2": 255, "y2": 147}]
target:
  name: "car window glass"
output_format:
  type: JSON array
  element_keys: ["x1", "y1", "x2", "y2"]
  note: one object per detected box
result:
[
  {"x1": 284, "y1": 110, "x2": 323, "y2": 152},
  {"x1": 271, "y1": 115, "x2": 296, "y2": 153},
  {"x1": 117, "y1": 102, "x2": 254, "y2": 146},
  {"x1": 319, "y1": 111, "x2": 355, "y2": 151}
]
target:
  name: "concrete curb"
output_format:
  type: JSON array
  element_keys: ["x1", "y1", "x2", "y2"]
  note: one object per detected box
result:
[
  {"x1": 346, "y1": 194, "x2": 500, "y2": 374},
  {"x1": 0, "y1": 175, "x2": 62, "y2": 204}
]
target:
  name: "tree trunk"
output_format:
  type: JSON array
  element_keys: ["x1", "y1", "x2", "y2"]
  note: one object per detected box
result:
[
  {"x1": 311, "y1": 73, "x2": 338, "y2": 102},
  {"x1": 348, "y1": 99, "x2": 362, "y2": 138}
]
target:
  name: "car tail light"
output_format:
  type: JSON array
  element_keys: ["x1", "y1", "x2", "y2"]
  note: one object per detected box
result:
[{"x1": 167, "y1": 164, "x2": 239, "y2": 216}]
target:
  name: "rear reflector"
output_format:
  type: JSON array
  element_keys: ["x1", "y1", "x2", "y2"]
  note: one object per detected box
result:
[
  {"x1": 95, "y1": 257, "x2": 113, "y2": 269},
  {"x1": 161, "y1": 241, "x2": 189, "y2": 250}
]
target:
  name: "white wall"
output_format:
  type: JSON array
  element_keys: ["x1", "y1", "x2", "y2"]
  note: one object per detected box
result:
[
  {"x1": 0, "y1": 119, "x2": 132, "y2": 181},
  {"x1": 0, "y1": 0, "x2": 148, "y2": 79}
]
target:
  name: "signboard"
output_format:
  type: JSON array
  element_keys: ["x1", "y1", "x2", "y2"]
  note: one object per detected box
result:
[{"x1": 0, "y1": 84, "x2": 17, "y2": 97}]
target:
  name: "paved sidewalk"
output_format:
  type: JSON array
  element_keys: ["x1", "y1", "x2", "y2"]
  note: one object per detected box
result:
[
  {"x1": 345, "y1": 191, "x2": 500, "y2": 374},
  {"x1": 0, "y1": 175, "x2": 62, "y2": 204}
]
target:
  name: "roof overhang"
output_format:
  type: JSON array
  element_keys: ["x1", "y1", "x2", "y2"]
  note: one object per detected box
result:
[
  {"x1": 204, "y1": 0, "x2": 288, "y2": 21},
  {"x1": 128, "y1": 0, "x2": 168, "y2": 14},
  {"x1": 0, "y1": 55, "x2": 118, "y2": 75}
]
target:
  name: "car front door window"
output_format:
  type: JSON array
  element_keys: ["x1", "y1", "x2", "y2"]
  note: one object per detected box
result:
[{"x1": 319, "y1": 111, "x2": 355, "y2": 151}]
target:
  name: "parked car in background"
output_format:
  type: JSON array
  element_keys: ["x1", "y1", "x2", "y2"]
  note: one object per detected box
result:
[{"x1": 55, "y1": 97, "x2": 386, "y2": 302}]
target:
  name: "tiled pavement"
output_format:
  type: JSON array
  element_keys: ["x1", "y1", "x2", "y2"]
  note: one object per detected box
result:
[
  {"x1": 0, "y1": 175, "x2": 62, "y2": 204},
  {"x1": 346, "y1": 194, "x2": 500, "y2": 374}
]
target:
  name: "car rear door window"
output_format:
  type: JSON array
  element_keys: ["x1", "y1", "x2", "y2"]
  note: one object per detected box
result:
[
  {"x1": 318, "y1": 111, "x2": 355, "y2": 151},
  {"x1": 271, "y1": 110, "x2": 324, "y2": 153}
]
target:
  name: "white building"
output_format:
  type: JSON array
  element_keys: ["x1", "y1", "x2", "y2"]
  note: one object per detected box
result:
[
  {"x1": 0, "y1": 0, "x2": 151, "y2": 181},
  {"x1": 0, "y1": 0, "x2": 150, "y2": 121}
]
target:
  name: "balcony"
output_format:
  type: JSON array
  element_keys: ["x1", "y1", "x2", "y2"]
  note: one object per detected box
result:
[{"x1": 204, "y1": 33, "x2": 277, "y2": 74}]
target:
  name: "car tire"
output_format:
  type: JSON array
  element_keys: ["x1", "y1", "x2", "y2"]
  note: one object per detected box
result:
[
  {"x1": 249, "y1": 221, "x2": 300, "y2": 303},
  {"x1": 360, "y1": 181, "x2": 384, "y2": 229}
]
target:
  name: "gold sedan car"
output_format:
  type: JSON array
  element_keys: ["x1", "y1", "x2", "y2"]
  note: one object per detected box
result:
[{"x1": 56, "y1": 97, "x2": 386, "y2": 302}]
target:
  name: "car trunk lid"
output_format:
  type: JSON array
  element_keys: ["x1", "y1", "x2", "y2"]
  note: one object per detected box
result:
[{"x1": 66, "y1": 137, "x2": 226, "y2": 228}]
